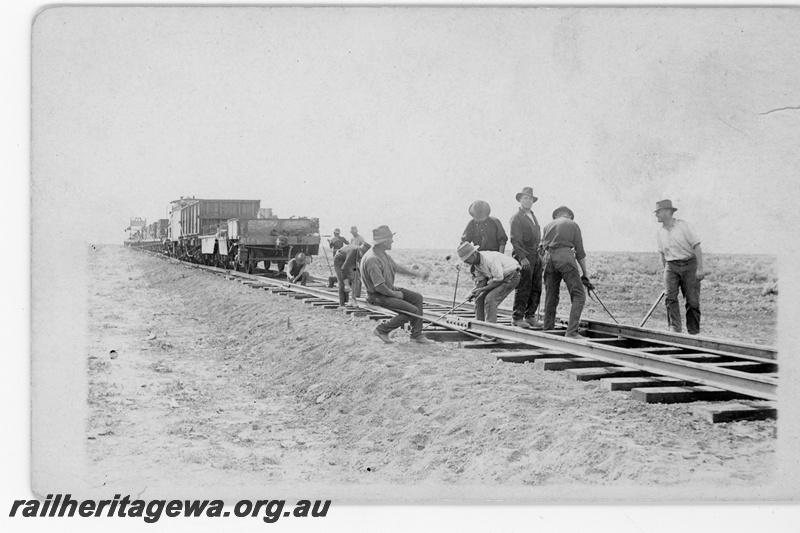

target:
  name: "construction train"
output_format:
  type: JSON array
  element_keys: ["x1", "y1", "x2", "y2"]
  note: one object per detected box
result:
[{"x1": 124, "y1": 197, "x2": 320, "y2": 274}]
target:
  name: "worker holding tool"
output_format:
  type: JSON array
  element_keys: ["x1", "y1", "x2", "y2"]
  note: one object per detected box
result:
[
  {"x1": 287, "y1": 253, "x2": 310, "y2": 286},
  {"x1": 360, "y1": 225, "x2": 433, "y2": 345},
  {"x1": 461, "y1": 200, "x2": 508, "y2": 253},
  {"x1": 333, "y1": 242, "x2": 371, "y2": 307},
  {"x1": 328, "y1": 228, "x2": 349, "y2": 253},
  {"x1": 655, "y1": 199, "x2": 704, "y2": 335},
  {"x1": 541, "y1": 206, "x2": 591, "y2": 339},
  {"x1": 509, "y1": 187, "x2": 544, "y2": 329},
  {"x1": 456, "y1": 242, "x2": 521, "y2": 324}
]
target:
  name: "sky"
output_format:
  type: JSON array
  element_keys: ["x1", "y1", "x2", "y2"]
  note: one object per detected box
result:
[
  {"x1": 7, "y1": 3, "x2": 800, "y2": 533},
  {"x1": 30, "y1": 5, "x2": 800, "y2": 254}
]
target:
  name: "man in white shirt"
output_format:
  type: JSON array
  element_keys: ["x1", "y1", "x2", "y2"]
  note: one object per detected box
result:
[
  {"x1": 655, "y1": 199, "x2": 704, "y2": 335},
  {"x1": 457, "y1": 242, "x2": 521, "y2": 324}
]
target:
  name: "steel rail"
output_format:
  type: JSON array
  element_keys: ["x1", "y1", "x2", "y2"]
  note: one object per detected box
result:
[
  {"x1": 437, "y1": 315, "x2": 777, "y2": 401},
  {"x1": 144, "y1": 252, "x2": 779, "y2": 401},
  {"x1": 421, "y1": 294, "x2": 778, "y2": 361}
]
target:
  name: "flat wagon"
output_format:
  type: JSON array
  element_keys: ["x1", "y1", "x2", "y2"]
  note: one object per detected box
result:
[{"x1": 221, "y1": 216, "x2": 321, "y2": 273}]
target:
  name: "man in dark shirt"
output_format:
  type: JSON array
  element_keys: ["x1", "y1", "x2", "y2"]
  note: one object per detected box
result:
[
  {"x1": 287, "y1": 253, "x2": 310, "y2": 286},
  {"x1": 509, "y1": 187, "x2": 543, "y2": 329},
  {"x1": 541, "y1": 206, "x2": 591, "y2": 339},
  {"x1": 461, "y1": 200, "x2": 508, "y2": 253},
  {"x1": 328, "y1": 228, "x2": 349, "y2": 252},
  {"x1": 333, "y1": 242, "x2": 371, "y2": 307},
  {"x1": 360, "y1": 225, "x2": 433, "y2": 345}
]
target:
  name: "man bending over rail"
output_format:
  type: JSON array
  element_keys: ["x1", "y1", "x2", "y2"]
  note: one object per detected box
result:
[
  {"x1": 456, "y1": 241, "x2": 520, "y2": 324},
  {"x1": 333, "y1": 242, "x2": 371, "y2": 308},
  {"x1": 287, "y1": 253, "x2": 310, "y2": 286},
  {"x1": 360, "y1": 225, "x2": 433, "y2": 345}
]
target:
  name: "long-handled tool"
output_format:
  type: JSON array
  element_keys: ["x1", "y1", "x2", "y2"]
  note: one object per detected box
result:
[
  {"x1": 452, "y1": 263, "x2": 462, "y2": 308},
  {"x1": 639, "y1": 290, "x2": 666, "y2": 328},
  {"x1": 320, "y1": 240, "x2": 337, "y2": 287},
  {"x1": 582, "y1": 277, "x2": 619, "y2": 324}
]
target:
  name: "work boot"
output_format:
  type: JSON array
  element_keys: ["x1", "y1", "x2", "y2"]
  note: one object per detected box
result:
[
  {"x1": 410, "y1": 335, "x2": 434, "y2": 345},
  {"x1": 669, "y1": 326, "x2": 681, "y2": 333},
  {"x1": 512, "y1": 319, "x2": 531, "y2": 329},
  {"x1": 372, "y1": 328, "x2": 394, "y2": 344},
  {"x1": 524, "y1": 316, "x2": 543, "y2": 329}
]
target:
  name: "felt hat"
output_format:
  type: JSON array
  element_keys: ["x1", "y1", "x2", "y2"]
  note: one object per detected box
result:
[
  {"x1": 333, "y1": 228, "x2": 341, "y2": 235},
  {"x1": 552, "y1": 206, "x2": 575, "y2": 220},
  {"x1": 350, "y1": 226, "x2": 359, "y2": 233},
  {"x1": 457, "y1": 241, "x2": 479, "y2": 262},
  {"x1": 515, "y1": 187, "x2": 539, "y2": 203},
  {"x1": 295, "y1": 253, "x2": 306, "y2": 264},
  {"x1": 372, "y1": 225, "x2": 396, "y2": 244},
  {"x1": 654, "y1": 199, "x2": 678, "y2": 213},
  {"x1": 468, "y1": 200, "x2": 491, "y2": 222}
]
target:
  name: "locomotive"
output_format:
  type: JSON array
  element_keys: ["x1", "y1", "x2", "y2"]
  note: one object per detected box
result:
[{"x1": 126, "y1": 197, "x2": 320, "y2": 274}]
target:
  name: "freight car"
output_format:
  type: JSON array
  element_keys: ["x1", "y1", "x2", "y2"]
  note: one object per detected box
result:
[
  {"x1": 221, "y1": 216, "x2": 321, "y2": 273},
  {"x1": 152, "y1": 197, "x2": 320, "y2": 274},
  {"x1": 167, "y1": 198, "x2": 261, "y2": 262}
]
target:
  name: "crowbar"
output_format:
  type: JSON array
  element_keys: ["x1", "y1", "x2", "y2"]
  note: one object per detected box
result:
[{"x1": 639, "y1": 290, "x2": 666, "y2": 328}]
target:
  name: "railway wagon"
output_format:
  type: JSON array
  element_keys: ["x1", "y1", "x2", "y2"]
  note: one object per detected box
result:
[
  {"x1": 169, "y1": 198, "x2": 261, "y2": 261},
  {"x1": 219, "y1": 217, "x2": 321, "y2": 273}
]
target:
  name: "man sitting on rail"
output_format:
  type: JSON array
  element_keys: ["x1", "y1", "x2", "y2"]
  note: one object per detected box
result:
[
  {"x1": 333, "y1": 242, "x2": 371, "y2": 308},
  {"x1": 287, "y1": 253, "x2": 310, "y2": 286},
  {"x1": 541, "y1": 206, "x2": 592, "y2": 340},
  {"x1": 456, "y1": 241, "x2": 521, "y2": 324},
  {"x1": 360, "y1": 225, "x2": 433, "y2": 345}
]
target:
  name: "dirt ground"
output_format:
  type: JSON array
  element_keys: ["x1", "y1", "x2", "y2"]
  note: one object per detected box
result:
[{"x1": 87, "y1": 245, "x2": 778, "y2": 499}]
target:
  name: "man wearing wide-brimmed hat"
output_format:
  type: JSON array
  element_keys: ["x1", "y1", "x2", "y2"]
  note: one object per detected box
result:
[
  {"x1": 655, "y1": 199, "x2": 704, "y2": 335},
  {"x1": 509, "y1": 186, "x2": 543, "y2": 329},
  {"x1": 456, "y1": 241, "x2": 521, "y2": 324},
  {"x1": 359, "y1": 225, "x2": 433, "y2": 344},
  {"x1": 541, "y1": 206, "x2": 591, "y2": 339},
  {"x1": 287, "y1": 252, "x2": 310, "y2": 286},
  {"x1": 460, "y1": 200, "x2": 508, "y2": 253},
  {"x1": 328, "y1": 228, "x2": 349, "y2": 253},
  {"x1": 349, "y1": 226, "x2": 366, "y2": 247}
]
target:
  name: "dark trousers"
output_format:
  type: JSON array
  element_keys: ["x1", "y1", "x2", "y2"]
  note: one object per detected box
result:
[
  {"x1": 664, "y1": 257, "x2": 701, "y2": 334},
  {"x1": 542, "y1": 248, "x2": 586, "y2": 336},
  {"x1": 367, "y1": 288, "x2": 424, "y2": 338},
  {"x1": 334, "y1": 264, "x2": 359, "y2": 306},
  {"x1": 512, "y1": 255, "x2": 542, "y2": 320}
]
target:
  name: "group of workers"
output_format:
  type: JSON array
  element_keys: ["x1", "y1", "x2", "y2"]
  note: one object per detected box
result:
[{"x1": 288, "y1": 188, "x2": 703, "y2": 345}]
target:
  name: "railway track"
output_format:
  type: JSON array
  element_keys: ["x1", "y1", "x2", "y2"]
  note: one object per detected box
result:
[{"x1": 144, "y1": 250, "x2": 779, "y2": 423}]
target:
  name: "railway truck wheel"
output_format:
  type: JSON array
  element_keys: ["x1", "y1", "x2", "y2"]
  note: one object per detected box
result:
[
  {"x1": 277, "y1": 260, "x2": 286, "y2": 272},
  {"x1": 263, "y1": 260, "x2": 271, "y2": 272},
  {"x1": 245, "y1": 260, "x2": 253, "y2": 274}
]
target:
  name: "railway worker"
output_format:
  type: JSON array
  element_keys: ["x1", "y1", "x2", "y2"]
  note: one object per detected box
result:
[
  {"x1": 655, "y1": 199, "x2": 704, "y2": 335},
  {"x1": 287, "y1": 253, "x2": 310, "y2": 286},
  {"x1": 360, "y1": 225, "x2": 433, "y2": 345},
  {"x1": 333, "y1": 242, "x2": 371, "y2": 307},
  {"x1": 460, "y1": 200, "x2": 508, "y2": 253},
  {"x1": 541, "y1": 206, "x2": 591, "y2": 339},
  {"x1": 509, "y1": 186, "x2": 544, "y2": 329},
  {"x1": 328, "y1": 228, "x2": 349, "y2": 253},
  {"x1": 456, "y1": 242, "x2": 521, "y2": 324},
  {"x1": 349, "y1": 226, "x2": 366, "y2": 247}
]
